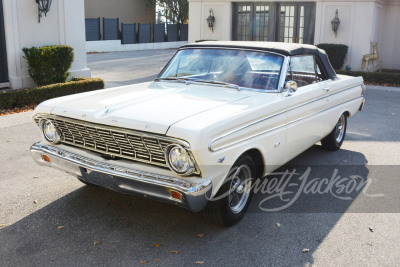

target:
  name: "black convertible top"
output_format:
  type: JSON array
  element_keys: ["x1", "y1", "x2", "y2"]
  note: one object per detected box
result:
[{"x1": 182, "y1": 41, "x2": 337, "y2": 79}]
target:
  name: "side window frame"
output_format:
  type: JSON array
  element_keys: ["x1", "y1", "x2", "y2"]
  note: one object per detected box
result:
[
  {"x1": 287, "y1": 54, "x2": 318, "y2": 87},
  {"x1": 313, "y1": 55, "x2": 329, "y2": 82}
]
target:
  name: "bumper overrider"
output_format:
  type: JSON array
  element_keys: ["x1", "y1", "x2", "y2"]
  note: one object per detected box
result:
[{"x1": 30, "y1": 142, "x2": 212, "y2": 211}]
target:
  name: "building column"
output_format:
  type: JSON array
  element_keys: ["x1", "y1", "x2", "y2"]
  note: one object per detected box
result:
[
  {"x1": 2, "y1": 0, "x2": 90, "y2": 89},
  {"x1": 188, "y1": 0, "x2": 232, "y2": 43}
]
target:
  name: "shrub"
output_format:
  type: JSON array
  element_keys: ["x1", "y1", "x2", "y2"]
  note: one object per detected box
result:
[
  {"x1": 317, "y1": 44, "x2": 348, "y2": 70},
  {"x1": 336, "y1": 70, "x2": 400, "y2": 86},
  {"x1": 22, "y1": 45, "x2": 74, "y2": 86},
  {"x1": 0, "y1": 77, "x2": 104, "y2": 110}
]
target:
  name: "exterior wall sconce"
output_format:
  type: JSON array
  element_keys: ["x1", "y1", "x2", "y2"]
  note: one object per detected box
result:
[
  {"x1": 36, "y1": 0, "x2": 53, "y2": 23},
  {"x1": 331, "y1": 9, "x2": 340, "y2": 37},
  {"x1": 206, "y1": 8, "x2": 215, "y2": 32}
]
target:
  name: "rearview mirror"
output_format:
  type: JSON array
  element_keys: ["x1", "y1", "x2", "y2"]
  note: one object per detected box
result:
[{"x1": 285, "y1": 80, "x2": 298, "y2": 92}]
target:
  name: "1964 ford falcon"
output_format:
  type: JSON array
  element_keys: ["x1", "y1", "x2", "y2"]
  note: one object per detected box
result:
[{"x1": 30, "y1": 41, "x2": 365, "y2": 226}]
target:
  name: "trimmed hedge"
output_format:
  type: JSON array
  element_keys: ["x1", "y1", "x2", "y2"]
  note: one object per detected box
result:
[
  {"x1": 22, "y1": 45, "x2": 74, "y2": 86},
  {"x1": 336, "y1": 70, "x2": 400, "y2": 86},
  {"x1": 317, "y1": 43, "x2": 348, "y2": 70},
  {"x1": 0, "y1": 77, "x2": 104, "y2": 110}
]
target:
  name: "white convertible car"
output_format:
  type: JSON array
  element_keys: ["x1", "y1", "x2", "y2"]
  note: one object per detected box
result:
[{"x1": 31, "y1": 41, "x2": 365, "y2": 226}]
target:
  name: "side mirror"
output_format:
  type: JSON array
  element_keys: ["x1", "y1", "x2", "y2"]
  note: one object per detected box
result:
[{"x1": 285, "y1": 80, "x2": 298, "y2": 92}]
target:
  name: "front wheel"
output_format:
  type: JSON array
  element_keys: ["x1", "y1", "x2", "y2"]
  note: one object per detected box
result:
[
  {"x1": 204, "y1": 155, "x2": 256, "y2": 226},
  {"x1": 321, "y1": 113, "x2": 347, "y2": 151}
]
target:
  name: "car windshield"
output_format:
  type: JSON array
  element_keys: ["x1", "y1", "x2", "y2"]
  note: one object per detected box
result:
[{"x1": 158, "y1": 48, "x2": 284, "y2": 90}]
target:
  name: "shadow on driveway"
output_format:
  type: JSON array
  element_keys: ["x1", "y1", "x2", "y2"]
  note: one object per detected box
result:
[{"x1": 1, "y1": 145, "x2": 382, "y2": 266}]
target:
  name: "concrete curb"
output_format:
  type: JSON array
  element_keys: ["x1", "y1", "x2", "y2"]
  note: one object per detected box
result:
[
  {"x1": 0, "y1": 111, "x2": 34, "y2": 128},
  {"x1": 366, "y1": 85, "x2": 400, "y2": 92}
]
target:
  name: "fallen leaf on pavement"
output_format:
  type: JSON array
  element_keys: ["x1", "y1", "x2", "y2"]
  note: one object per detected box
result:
[
  {"x1": 153, "y1": 244, "x2": 161, "y2": 248},
  {"x1": 369, "y1": 226, "x2": 374, "y2": 232},
  {"x1": 33, "y1": 176, "x2": 39, "y2": 179},
  {"x1": 302, "y1": 249, "x2": 310, "y2": 253},
  {"x1": 33, "y1": 200, "x2": 38, "y2": 204},
  {"x1": 154, "y1": 259, "x2": 161, "y2": 262},
  {"x1": 140, "y1": 260, "x2": 148, "y2": 264},
  {"x1": 0, "y1": 224, "x2": 7, "y2": 228},
  {"x1": 93, "y1": 241, "x2": 101, "y2": 245},
  {"x1": 58, "y1": 226, "x2": 65, "y2": 229},
  {"x1": 196, "y1": 233, "x2": 204, "y2": 238},
  {"x1": 6, "y1": 140, "x2": 11, "y2": 143},
  {"x1": 0, "y1": 104, "x2": 36, "y2": 116},
  {"x1": 171, "y1": 251, "x2": 179, "y2": 254},
  {"x1": 195, "y1": 261, "x2": 205, "y2": 265},
  {"x1": 276, "y1": 223, "x2": 281, "y2": 228}
]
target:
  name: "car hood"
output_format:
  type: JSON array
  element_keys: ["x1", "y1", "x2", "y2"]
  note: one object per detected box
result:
[{"x1": 46, "y1": 81, "x2": 250, "y2": 134}]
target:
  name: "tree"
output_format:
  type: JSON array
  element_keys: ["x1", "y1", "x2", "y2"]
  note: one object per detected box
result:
[{"x1": 146, "y1": 0, "x2": 188, "y2": 24}]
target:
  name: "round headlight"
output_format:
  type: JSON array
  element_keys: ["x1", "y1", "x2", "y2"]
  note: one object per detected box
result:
[
  {"x1": 40, "y1": 119, "x2": 61, "y2": 144},
  {"x1": 165, "y1": 145, "x2": 195, "y2": 175}
]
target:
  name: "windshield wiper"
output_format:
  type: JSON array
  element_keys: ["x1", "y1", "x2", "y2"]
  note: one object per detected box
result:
[
  {"x1": 154, "y1": 77, "x2": 189, "y2": 84},
  {"x1": 154, "y1": 78, "x2": 241, "y2": 91},
  {"x1": 190, "y1": 79, "x2": 241, "y2": 91}
]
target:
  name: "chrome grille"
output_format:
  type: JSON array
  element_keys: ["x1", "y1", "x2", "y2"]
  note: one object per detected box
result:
[{"x1": 33, "y1": 115, "x2": 186, "y2": 167}]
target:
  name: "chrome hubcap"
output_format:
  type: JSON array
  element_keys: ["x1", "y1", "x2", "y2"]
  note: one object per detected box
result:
[
  {"x1": 228, "y1": 164, "x2": 252, "y2": 214},
  {"x1": 335, "y1": 114, "x2": 346, "y2": 143}
]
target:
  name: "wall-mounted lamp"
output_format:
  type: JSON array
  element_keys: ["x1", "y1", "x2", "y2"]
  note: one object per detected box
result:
[
  {"x1": 331, "y1": 9, "x2": 340, "y2": 37},
  {"x1": 206, "y1": 8, "x2": 215, "y2": 32},
  {"x1": 36, "y1": 0, "x2": 53, "y2": 23}
]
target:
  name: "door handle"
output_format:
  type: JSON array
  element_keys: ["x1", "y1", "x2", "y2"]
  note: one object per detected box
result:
[{"x1": 323, "y1": 87, "x2": 331, "y2": 92}]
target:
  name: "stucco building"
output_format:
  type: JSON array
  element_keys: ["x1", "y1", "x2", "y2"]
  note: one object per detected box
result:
[
  {"x1": 188, "y1": 0, "x2": 400, "y2": 71},
  {"x1": 0, "y1": 0, "x2": 90, "y2": 89}
]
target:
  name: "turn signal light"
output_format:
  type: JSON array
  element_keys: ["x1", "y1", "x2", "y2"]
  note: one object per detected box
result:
[
  {"x1": 42, "y1": 155, "x2": 50, "y2": 162},
  {"x1": 170, "y1": 190, "x2": 182, "y2": 201}
]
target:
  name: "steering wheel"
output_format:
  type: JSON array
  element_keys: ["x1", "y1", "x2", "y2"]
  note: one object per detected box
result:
[
  {"x1": 251, "y1": 74, "x2": 275, "y2": 90},
  {"x1": 295, "y1": 79, "x2": 309, "y2": 87},
  {"x1": 220, "y1": 70, "x2": 237, "y2": 84}
]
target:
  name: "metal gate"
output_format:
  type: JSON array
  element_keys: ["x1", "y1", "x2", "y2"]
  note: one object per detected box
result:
[{"x1": 0, "y1": 0, "x2": 8, "y2": 83}]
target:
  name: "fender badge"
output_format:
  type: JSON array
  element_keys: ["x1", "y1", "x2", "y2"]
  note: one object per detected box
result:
[{"x1": 217, "y1": 156, "x2": 227, "y2": 163}]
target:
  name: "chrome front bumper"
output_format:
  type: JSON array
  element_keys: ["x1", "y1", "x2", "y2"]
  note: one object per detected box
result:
[{"x1": 30, "y1": 142, "x2": 212, "y2": 212}]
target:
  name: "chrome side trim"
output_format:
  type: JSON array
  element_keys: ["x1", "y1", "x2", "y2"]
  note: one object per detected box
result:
[
  {"x1": 208, "y1": 110, "x2": 286, "y2": 152},
  {"x1": 285, "y1": 84, "x2": 362, "y2": 113},
  {"x1": 209, "y1": 123, "x2": 286, "y2": 152},
  {"x1": 286, "y1": 96, "x2": 363, "y2": 126},
  {"x1": 209, "y1": 84, "x2": 362, "y2": 151},
  {"x1": 209, "y1": 96, "x2": 364, "y2": 152}
]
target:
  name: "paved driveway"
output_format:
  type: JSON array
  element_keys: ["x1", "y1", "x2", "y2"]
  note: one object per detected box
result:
[
  {"x1": 1, "y1": 50, "x2": 399, "y2": 266},
  {"x1": 87, "y1": 49, "x2": 177, "y2": 88}
]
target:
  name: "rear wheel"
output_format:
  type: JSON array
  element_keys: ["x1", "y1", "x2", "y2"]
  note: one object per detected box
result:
[
  {"x1": 321, "y1": 113, "x2": 347, "y2": 151},
  {"x1": 204, "y1": 155, "x2": 256, "y2": 226}
]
